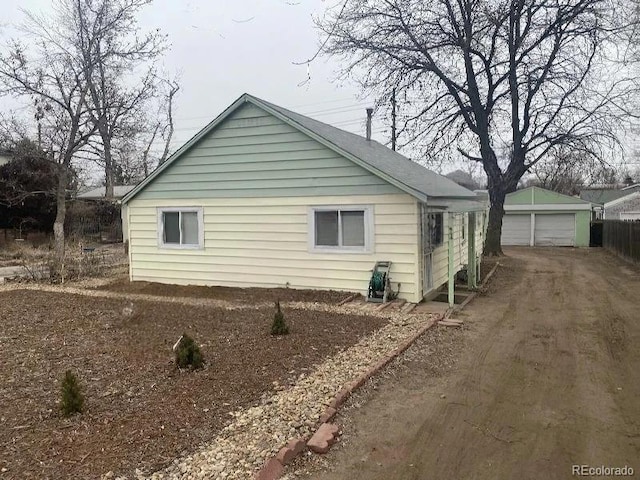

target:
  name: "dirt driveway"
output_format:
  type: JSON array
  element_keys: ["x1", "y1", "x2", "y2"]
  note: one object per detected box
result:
[{"x1": 297, "y1": 248, "x2": 640, "y2": 480}]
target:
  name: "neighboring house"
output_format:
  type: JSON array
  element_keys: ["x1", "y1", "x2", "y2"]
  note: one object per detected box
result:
[
  {"x1": 77, "y1": 185, "x2": 136, "y2": 201},
  {"x1": 78, "y1": 185, "x2": 136, "y2": 234},
  {"x1": 580, "y1": 185, "x2": 640, "y2": 220},
  {"x1": 445, "y1": 169, "x2": 481, "y2": 190},
  {"x1": 501, "y1": 186, "x2": 592, "y2": 247},
  {"x1": 122, "y1": 93, "x2": 488, "y2": 303},
  {"x1": 74, "y1": 185, "x2": 136, "y2": 242}
]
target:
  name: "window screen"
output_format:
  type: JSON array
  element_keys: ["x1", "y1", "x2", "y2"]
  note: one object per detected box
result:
[
  {"x1": 163, "y1": 212, "x2": 180, "y2": 244},
  {"x1": 341, "y1": 211, "x2": 365, "y2": 246},
  {"x1": 315, "y1": 211, "x2": 339, "y2": 246},
  {"x1": 181, "y1": 212, "x2": 199, "y2": 245}
]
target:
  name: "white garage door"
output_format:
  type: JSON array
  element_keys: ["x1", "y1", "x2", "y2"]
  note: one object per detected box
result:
[
  {"x1": 502, "y1": 214, "x2": 531, "y2": 245},
  {"x1": 534, "y1": 214, "x2": 575, "y2": 246}
]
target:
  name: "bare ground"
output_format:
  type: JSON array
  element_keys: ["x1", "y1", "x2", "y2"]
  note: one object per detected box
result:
[
  {"x1": 0, "y1": 289, "x2": 385, "y2": 479},
  {"x1": 289, "y1": 247, "x2": 640, "y2": 480},
  {"x1": 97, "y1": 278, "x2": 356, "y2": 304}
]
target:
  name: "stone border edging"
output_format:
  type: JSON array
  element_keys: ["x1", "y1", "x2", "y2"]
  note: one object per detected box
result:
[
  {"x1": 256, "y1": 259, "x2": 503, "y2": 479},
  {"x1": 254, "y1": 314, "x2": 442, "y2": 480}
]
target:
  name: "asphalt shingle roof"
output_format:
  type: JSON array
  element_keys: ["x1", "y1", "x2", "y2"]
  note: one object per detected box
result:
[
  {"x1": 78, "y1": 185, "x2": 135, "y2": 200},
  {"x1": 124, "y1": 93, "x2": 479, "y2": 204},
  {"x1": 579, "y1": 185, "x2": 640, "y2": 205},
  {"x1": 254, "y1": 96, "x2": 476, "y2": 199}
]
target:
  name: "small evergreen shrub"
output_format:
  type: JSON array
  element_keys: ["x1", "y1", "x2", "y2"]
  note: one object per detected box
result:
[
  {"x1": 174, "y1": 334, "x2": 204, "y2": 369},
  {"x1": 60, "y1": 370, "x2": 84, "y2": 416},
  {"x1": 271, "y1": 300, "x2": 289, "y2": 336}
]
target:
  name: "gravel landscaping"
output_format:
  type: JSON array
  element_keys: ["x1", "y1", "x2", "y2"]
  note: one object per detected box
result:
[
  {"x1": 0, "y1": 289, "x2": 386, "y2": 479},
  {"x1": 142, "y1": 307, "x2": 436, "y2": 480}
]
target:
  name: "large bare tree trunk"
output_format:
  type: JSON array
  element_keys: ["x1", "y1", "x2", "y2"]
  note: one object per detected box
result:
[
  {"x1": 103, "y1": 132, "x2": 114, "y2": 199},
  {"x1": 53, "y1": 167, "x2": 67, "y2": 260},
  {"x1": 482, "y1": 145, "x2": 508, "y2": 256},
  {"x1": 484, "y1": 194, "x2": 506, "y2": 256}
]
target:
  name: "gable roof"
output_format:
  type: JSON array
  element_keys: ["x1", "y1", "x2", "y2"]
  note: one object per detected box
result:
[
  {"x1": 602, "y1": 190, "x2": 640, "y2": 208},
  {"x1": 579, "y1": 185, "x2": 640, "y2": 205},
  {"x1": 78, "y1": 185, "x2": 135, "y2": 200},
  {"x1": 507, "y1": 185, "x2": 591, "y2": 202},
  {"x1": 123, "y1": 94, "x2": 475, "y2": 204}
]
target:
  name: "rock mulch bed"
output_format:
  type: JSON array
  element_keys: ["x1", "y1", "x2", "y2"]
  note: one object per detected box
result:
[{"x1": 142, "y1": 309, "x2": 436, "y2": 480}]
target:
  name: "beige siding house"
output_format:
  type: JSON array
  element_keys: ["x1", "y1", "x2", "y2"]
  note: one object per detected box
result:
[{"x1": 122, "y1": 94, "x2": 487, "y2": 303}]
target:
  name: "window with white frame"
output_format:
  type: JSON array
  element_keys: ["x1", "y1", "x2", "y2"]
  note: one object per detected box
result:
[
  {"x1": 309, "y1": 206, "x2": 373, "y2": 252},
  {"x1": 157, "y1": 208, "x2": 204, "y2": 248}
]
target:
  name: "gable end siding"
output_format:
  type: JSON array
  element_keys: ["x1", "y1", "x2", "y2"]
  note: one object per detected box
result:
[
  {"x1": 605, "y1": 195, "x2": 640, "y2": 219},
  {"x1": 135, "y1": 103, "x2": 402, "y2": 200}
]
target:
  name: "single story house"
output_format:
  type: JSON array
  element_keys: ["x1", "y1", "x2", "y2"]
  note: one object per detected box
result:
[
  {"x1": 122, "y1": 94, "x2": 487, "y2": 304},
  {"x1": 580, "y1": 184, "x2": 640, "y2": 220},
  {"x1": 501, "y1": 186, "x2": 592, "y2": 247}
]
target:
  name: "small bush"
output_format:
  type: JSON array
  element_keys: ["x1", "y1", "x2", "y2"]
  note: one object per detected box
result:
[
  {"x1": 174, "y1": 334, "x2": 204, "y2": 370},
  {"x1": 60, "y1": 370, "x2": 84, "y2": 416},
  {"x1": 271, "y1": 300, "x2": 289, "y2": 336}
]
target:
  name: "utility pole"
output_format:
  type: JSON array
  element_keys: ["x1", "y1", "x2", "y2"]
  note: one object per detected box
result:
[{"x1": 391, "y1": 88, "x2": 397, "y2": 151}]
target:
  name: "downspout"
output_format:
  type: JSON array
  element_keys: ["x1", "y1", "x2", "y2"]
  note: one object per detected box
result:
[
  {"x1": 126, "y1": 200, "x2": 133, "y2": 281},
  {"x1": 467, "y1": 211, "x2": 477, "y2": 289},
  {"x1": 448, "y1": 213, "x2": 455, "y2": 307}
]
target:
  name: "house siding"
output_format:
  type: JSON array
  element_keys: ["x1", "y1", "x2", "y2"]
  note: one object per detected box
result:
[
  {"x1": 574, "y1": 211, "x2": 591, "y2": 246},
  {"x1": 134, "y1": 104, "x2": 402, "y2": 200},
  {"x1": 605, "y1": 195, "x2": 640, "y2": 219},
  {"x1": 127, "y1": 194, "x2": 420, "y2": 302}
]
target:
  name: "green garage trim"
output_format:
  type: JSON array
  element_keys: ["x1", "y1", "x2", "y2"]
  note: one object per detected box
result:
[{"x1": 502, "y1": 187, "x2": 592, "y2": 247}]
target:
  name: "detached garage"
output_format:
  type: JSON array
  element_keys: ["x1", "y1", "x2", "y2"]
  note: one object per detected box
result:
[{"x1": 501, "y1": 186, "x2": 592, "y2": 247}]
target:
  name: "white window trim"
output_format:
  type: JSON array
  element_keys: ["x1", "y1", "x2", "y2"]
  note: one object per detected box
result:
[
  {"x1": 157, "y1": 207, "x2": 204, "y2": 250},
  {"x1": 307, "y1": 205, "x2": 374, "y2": 254}
]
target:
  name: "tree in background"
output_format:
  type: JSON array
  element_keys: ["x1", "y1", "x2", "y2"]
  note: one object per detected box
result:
[
  {"x1": 528, "y1": 147, "x2": 585, "y2": 196},
  {"x1": 0, "y1": 0, "x2": 175, "y2": 259},
  {"x1": 0, "y1": 139, "x2": 60, "y2": 234},
  {"x1": 317, "y1": 0, "x2": 640, "y2": 254},
  {"x1": 75, "y1": 0, "x2": 168, "y2": 199},
  {"x1": 0, "y1": 7, "x2": 98, "y2": 258}
]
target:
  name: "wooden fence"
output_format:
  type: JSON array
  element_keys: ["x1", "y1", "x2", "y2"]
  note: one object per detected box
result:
[{"x1": 603, "y1": 220, "x2": 640, "y2": 262}]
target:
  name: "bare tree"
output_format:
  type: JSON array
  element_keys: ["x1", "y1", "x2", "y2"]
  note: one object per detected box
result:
[
  {"x1": 0, "y1": 4, "x2": 100, "y2": 258},
  {"x1": 528, "y1": 147, "x2": 585, "y2": 195},
  {"x1": 317, "y1": 0, "x2": 640, "y2": 254},
  {"x1": 158, "y1": 77, "x2": 180, "y2": 165},
  {"x1": 74, "y1": 0, "x2": 167, "y2": 199},
  {"x1": 116, "y1": 74, "x2": 180, "y2": 180}
]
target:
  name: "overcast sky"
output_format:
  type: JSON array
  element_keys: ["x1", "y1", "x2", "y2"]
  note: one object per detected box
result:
[{"x1": 0, "y1": 0, "x2": 393, "y2": 155}]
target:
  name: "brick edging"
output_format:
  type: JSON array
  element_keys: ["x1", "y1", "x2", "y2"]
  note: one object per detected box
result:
[{"x1": 254, "y1": 314, "x2": 442, "y2": 480}]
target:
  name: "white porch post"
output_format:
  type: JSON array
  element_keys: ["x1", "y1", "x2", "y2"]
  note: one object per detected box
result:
[
  {"x1": 448, "y1": 214, "x2": 455, "y2": 307},
  {"x1": 467, "y1": 212, "x2": 477, "y2": 289}
]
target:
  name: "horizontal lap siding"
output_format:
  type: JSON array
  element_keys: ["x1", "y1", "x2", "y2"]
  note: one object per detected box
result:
[
  {"x1": 128, "y1": 195, "x2": 419, "y2": 301},
  {"x1": 128, "y1": 103, "x2": 420, "y2": 300},
  {"x1": 135, "y1": 104, "x2": 399, "y2": 200}
]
